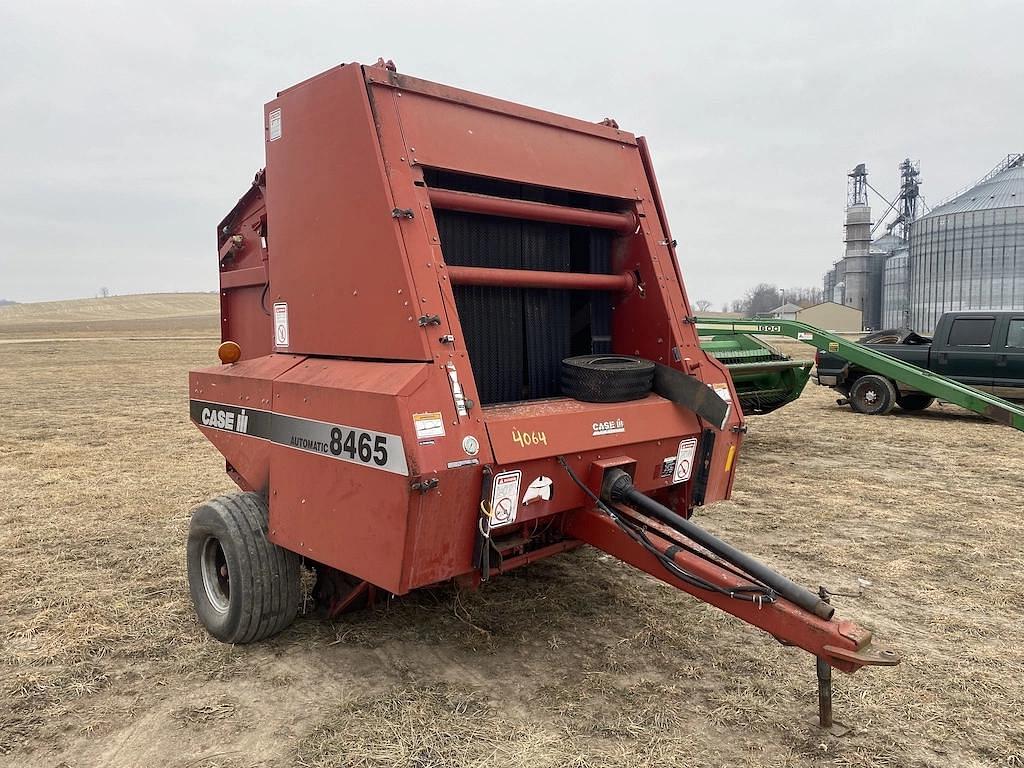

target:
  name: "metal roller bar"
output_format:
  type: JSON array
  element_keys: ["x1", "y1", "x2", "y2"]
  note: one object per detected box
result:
[
  {"x1": 427, "y1": 187, "x2": 639, "y2": 234},
  {"x1": 446, "y1": 265, "x2": 636, "y2": 292}
]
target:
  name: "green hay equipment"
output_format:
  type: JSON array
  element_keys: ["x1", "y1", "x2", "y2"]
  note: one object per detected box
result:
[{"x1": 699, "y1": 333, "x2": 812, "y2": 415}]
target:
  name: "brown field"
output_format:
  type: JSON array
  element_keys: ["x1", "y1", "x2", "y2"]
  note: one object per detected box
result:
[{"x1": 1, "y1": 295, "x2": 1022, "y2": 768}]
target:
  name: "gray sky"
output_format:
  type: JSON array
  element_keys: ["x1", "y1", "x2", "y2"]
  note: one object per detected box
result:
[{"x1": 2, "y1": 1, "x2": 1021, "y2": 308}]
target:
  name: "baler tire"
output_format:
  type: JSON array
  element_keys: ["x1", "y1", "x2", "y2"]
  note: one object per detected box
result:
[
  {"x1": 186, "y1": 492, "x2": 301, "y2": 644},
  {"x1": 896, "y1": 393, "x2": 935, "y2": 412},
  {"x1": 848, "y1": 374, "x2": 897, "y2": 416},
  {"x1": 560, "y1": 355, "x2": 655, "y2": 403}
]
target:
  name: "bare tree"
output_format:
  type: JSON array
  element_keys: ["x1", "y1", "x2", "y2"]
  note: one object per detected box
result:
[
  {"x1": 99, "y1": 286, "x2": 110, "y2": 298},
  {"x1": 694, "y1": 299, "x2": 713, "y2": 313},
  {"x1": 741, "y1": 283, "x2": 782, "y2": 317}
]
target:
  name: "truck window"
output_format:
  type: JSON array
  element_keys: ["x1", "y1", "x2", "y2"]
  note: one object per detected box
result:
[
  {"x1": 947, "y1": 317, "x2": 995, "y2": 347},
  {"x1": 1008, "y1": 319, "x2": 1024, "y2": 349}
]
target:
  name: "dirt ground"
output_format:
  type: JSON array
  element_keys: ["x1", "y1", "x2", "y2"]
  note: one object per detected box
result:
[{"x1": 1, "y1": 298, "x2": 1022, "y2": 767}]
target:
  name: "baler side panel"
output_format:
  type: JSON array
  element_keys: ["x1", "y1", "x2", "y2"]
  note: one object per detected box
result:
[
  {"x1": 365, "y1": 77, "x2": 487, "y2": 461},
  {"x1": 188, "y1": 354, "x2": 306, "y2": 493},
  {"x1": 635, "y1": 138, "x2": 744, "y2": 500},
  {"x1": 266, "y1": 358, "x2": 432, "y2": 593},
  {"x1": 608, "y1": 166, "x2": 744, "y2": 506},
  {"x1": 262, "y1": 63, "x2": 432, "y2": 361},
  {"x1": 217, "y1": 184, "x2": 273, "y2": 360}
]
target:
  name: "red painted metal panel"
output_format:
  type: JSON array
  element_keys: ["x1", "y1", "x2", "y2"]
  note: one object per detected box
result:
[
  {"x1": 388, "y1": 89, "x2": 643, "y2": 200},
  {"x1": 189, "y1": 354, "x2": 306, "y2": 493},
  {"x1": 483, "y1": 395, "x2": 700, "y2": 465},
  {"x1": 267, "y1": 358, "x2": 431, "y2": 592},
  {"x1": 220, "y1": 266, "x2": 266, "y2": 289},
  {"x1": 370, "y1": 68, "x2": 637, "y2": 144},
  {"x1": 263, "y1": 64, "x2": 432, "y2": 361}
]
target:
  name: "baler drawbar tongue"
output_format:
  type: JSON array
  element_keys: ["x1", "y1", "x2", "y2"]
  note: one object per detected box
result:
[{"x1": 560, "y1": 462, "x2": 900, "y2": 674}]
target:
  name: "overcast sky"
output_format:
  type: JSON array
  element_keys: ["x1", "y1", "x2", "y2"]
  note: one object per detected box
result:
[{"x1": 2, "y1": 1, "x2": 1021, "y2": 308}]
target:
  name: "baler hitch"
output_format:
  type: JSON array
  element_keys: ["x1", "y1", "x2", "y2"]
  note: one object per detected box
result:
[
  {"x1": 560, "y1": 461, "x2": 900, "y2": 675},
  {"x1": 601, "y1": 469, "x2": 834, "y2": 620}
]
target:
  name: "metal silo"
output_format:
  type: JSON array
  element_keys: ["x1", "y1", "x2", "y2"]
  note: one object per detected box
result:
[
  {"x1": 909, "y1": 154, "x2": 1024, "y2": 332},
  {"x1": 823, "y1": 265, "x2": 836, "y2": 301},
  {"x1": 841, "y1": 165, "x2": 872, "y2": 330},
  {"x1": 881, "y1": 247, "x2": 910, "y2": 328}
]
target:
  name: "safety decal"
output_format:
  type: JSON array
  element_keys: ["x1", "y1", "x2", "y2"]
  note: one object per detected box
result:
[
  {"x1": 273, "y1": 302, "x2": 289, "y2": 348},
  {"x1": 522, "y1": 476, "x2": 553, "y2": 505},
  {"x1": 190, "y1": 400, "x2": 409, "y2": 476},
  {"x1": 489, "y1": 470, "x2": 522, "y2": 528},
  {"x1": 268, "y1": 108, "x2": 282, "y2": 141},
  {"x1": 413, "y1": 411, "x2": 446, "y2": 440},
  {"x1": 712, "y1": 383, "x2": 731, "y2": 402},
  {"x1": 672, "y1": 437, "x2": 698, "y2": 483},
  {"x1": 660, "y1": 456, "x2": 676, "y2": 478}
]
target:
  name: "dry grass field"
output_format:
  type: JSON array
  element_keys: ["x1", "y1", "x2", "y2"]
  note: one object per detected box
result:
[{"x1": 1, "y1": 295, "x2": 1022, "y2": 767}]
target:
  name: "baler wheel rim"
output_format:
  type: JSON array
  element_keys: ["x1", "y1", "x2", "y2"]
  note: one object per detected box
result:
[
  {"x1": 200, "y1": 536, "x2": 231, "y2": 613},
  {"x1": 186, "y1": 492, "x2": 302, "y2": 644}
]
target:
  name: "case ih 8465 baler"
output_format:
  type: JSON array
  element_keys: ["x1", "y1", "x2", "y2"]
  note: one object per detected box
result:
[{"x1": 187, "y1": 61, "x2": 899, "y2": 690}]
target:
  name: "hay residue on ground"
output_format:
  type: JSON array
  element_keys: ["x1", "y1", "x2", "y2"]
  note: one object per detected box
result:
[{"x1": 1, "y1": 302, "x2": 1022, "y2": 767}]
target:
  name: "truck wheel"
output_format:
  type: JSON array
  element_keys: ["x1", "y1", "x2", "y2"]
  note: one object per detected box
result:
[
  {"x1": 848, "y1": 375, "x2": 897, "y2": 416},
  {"x1": 187, "y1": 492, "x2": 301, "y2": 644},
  {"x1": 896, "y1": 393, "x2": 935, "y2": 412},
  {"x1": 560, "y1": 355, "x2": 655, "y2": 402}
]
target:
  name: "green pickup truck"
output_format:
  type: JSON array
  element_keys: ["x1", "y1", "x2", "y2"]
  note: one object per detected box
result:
[{"x1": 815, "y1": 311, "x2": 1024, "y2": 415}]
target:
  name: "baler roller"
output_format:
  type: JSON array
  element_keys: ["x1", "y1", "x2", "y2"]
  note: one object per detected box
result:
[
  {"x1": 428, "y1": 187, "x2": 639, "y2": 234},
  {"x1": 446, "y1": 265, "x2": 636, "y2": 292}
]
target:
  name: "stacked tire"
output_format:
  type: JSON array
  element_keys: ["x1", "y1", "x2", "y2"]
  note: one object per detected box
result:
[{"x1": 560, "y1": 355, "x2": 655, "y2": 403}]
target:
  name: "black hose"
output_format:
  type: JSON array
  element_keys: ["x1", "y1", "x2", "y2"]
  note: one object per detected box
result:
[
  {"x1": 557, "y1": 458, "x2": 774, "y2": 604},
  {"x1": 605, "y1": 469, "x2": 834, "y2": 620}
]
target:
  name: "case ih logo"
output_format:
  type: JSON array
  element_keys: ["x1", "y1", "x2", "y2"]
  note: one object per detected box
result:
[
  {"x1": 592, "y1": 418, "x2": 625, "y2": 436},
  {"x1": 200, "y1": 405, "x2": 250, "y2": 434}
]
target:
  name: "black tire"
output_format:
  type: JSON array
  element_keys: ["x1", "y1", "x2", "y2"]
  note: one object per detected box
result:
[
  {"x1": 896, "y1": 393, "x2": 935, "y2": 412},
  {"x1": 187, "y1": 492, "x2": 301, "y2": 643},
  {"x1": 848, "y1": 375, "x2": 897, "y2": 416},
  {"x1": 560, "y1": 354, "x2": 655, "y2": 403}
]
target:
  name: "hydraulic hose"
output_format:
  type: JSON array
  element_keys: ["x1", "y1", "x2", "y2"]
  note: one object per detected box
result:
[{"x1": 602, "y1": 469, "x2": 835, "y2": 620}]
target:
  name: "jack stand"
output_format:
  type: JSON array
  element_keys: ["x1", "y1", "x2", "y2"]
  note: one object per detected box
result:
[{"x1": 813, "y1": 587, "x2": 850, "y2": 736}]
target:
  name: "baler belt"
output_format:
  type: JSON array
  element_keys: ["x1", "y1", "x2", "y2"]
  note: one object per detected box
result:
[{"x1": 436, "y1": 210, "x2": 610, "y2": 405}]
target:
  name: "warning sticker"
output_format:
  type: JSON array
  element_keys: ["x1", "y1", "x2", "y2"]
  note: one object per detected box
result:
[
  {"x1": 672, "y1": 437, "x2": 698, "y2": 483},
  {"x1": 712, "y1": 383, "x2": 732, "y2": 402},
  {"x1": 489, "y1": 470, "x2": 522, "y2": 528},
  {"x1": 268, "y1": 108, "x2": 282, "y2": 141},
  {"x1": 273, "y1": 302, "x2": 289, "y2": 348},
  {"x1": 413, "y1": 412, "x2": 445, "y2": 440}
]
